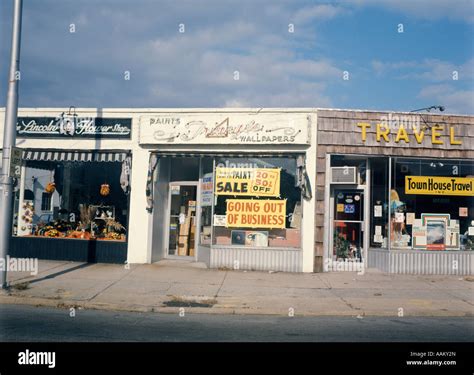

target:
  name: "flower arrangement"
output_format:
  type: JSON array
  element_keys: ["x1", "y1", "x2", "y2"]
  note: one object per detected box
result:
[
  {"x1": 45, "y1": 182, "x2": 56, "y2": 194},
  {"x1": 100, "y1": 183, "x2": 110, "y2": 196},
  {"x1": 44, "y1": 229, "x2": 60, "y2": 237}
]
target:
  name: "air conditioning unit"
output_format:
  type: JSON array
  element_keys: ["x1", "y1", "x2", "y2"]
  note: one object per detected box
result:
[{"x1": 330, "y1": 166, "x2": 357, "y2": 184}]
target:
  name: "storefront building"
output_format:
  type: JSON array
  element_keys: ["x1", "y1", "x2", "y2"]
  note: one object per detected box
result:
[
  {"x1": 0, "y1": 108, "x2": 317, "y2": 273},
  {"x1": 316, "y1": 109, "x2": 474, "y2": 275},
  {"x1": 1, "y1": 107, "x2": 472, "y2": 274},
  {"x1": 140, "y1": 109, "x2": 317, "y2": 272},
  {"x1": 1, "y1": 108, "x2": 135, "y2": 263}
]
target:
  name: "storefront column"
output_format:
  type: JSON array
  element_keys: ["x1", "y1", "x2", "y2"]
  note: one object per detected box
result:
[
  {"x1": 126, "y1": 148, "x2": 152, "y2": 263},
  {"x1": 302, "y1": 113, "x2": 317, "y2": 272}
]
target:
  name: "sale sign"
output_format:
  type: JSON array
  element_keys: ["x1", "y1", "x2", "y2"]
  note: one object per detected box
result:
[
  {"x1": 215, "y1": 167, "x2": 280, "y2": 197},
  {"x1": 225, "y1": 199, "x2": 286, "y2": 229}
]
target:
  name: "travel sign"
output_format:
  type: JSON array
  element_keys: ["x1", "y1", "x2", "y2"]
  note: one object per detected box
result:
[
  {"x1": 405, "y1": 176, "x2": 474, "y2": 196},
  {"x1": 356, "y1": 120, "x2": 462, "y2": 146},
  {"x1": 17, "y1": 115, "x2": 132, "y2": 139}
]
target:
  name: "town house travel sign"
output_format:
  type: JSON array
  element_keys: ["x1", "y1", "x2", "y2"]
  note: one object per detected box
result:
[
  {"x1": 139, "y1": 113, "x2": 310, "y2": 145},
  {"x1": 17, "y1": 114, "x2": 132, "y2": 139}
]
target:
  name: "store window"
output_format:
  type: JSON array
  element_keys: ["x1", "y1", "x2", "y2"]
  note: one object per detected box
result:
[
  {"x1": 370, "y1": 158, "x2": 389, "y2": 248},
  {"x1": 14, "y1": 159, "x2": 130, "y2": 242},
  {"x1": 41, "y1": 192, "x2": 53, "y2": 212},
  {"x1": 199, "y1": 157, "x2": 213, "y2": 246},
  {"x1": 212, "y1": 156, "x2": 302, "y2": 248},
  {"x1": 390, "y1": 158, "x2": 474, "y2": 251}
]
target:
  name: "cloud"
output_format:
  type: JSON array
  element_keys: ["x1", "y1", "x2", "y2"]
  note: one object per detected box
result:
[
  {"x1": 352, "y1": 0, "x2": 474, "y2": 23},
  {"x1": 371, "y1": 58, "x2": 474, "y2": 82},
  {"x1": 0, "y1": 0, "x2": 344, "y2": 108},
  {"x1": 418, "y1": 84, "x2": 474, "y2": 114},
  {"x1": 292, "y1": 4, "x2": 346, "y2": 24}
]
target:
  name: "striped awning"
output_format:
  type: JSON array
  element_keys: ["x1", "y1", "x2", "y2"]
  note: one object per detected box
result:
[{"x1": 22, "y1": 150, "x2": 129, "y2": 162}]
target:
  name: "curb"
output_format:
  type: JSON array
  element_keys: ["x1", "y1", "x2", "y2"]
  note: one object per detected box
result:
[{"x1": 1, "y1": 295, "x2": 472, "y2": 318}]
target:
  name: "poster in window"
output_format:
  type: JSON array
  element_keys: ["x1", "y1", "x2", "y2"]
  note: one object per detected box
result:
[
  {"x1": 231, "y1": 230, "x2": 268, "y2": 247},
  {"x1": 225, "y1": 199, "x2": 286, "y2": 229},
  {"x1": 215, "y1": 167, "x2": 281, "y2": 197},
  {"x1": 426, "y1": 220, "x2": 446, "y2": 250},
  {"x1": 344, "y1": 204, "x2": 355, "y2": 214},
  {"x1": 201, "y1": 173, "x2": 214, "y2": 207}
]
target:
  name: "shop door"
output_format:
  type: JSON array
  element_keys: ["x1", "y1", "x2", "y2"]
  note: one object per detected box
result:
[
  {"x1": 332, "y1": 189, "x2": 365, "y2": 263},
  {"x1": 167, "y1": 183, "x2": 198, "y2": 258}
]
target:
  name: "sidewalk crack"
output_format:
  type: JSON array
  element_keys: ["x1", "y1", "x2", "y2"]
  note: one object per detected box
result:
[
  {"x1": 214, "y1": 271, "x2": 228, "y2": 298},
  {"x1": 86, "y1": 266, "x2": 140, "y2": 302}
]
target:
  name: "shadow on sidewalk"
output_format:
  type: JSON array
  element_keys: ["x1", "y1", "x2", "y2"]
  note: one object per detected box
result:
[{"x1": 28, "y1": 263, "x2": 94, "y2": 285}]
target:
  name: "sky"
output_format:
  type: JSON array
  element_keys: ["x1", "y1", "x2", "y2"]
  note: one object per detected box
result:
[{"x1": 0, "y1": 0, "x2": 473, "y2": 114}]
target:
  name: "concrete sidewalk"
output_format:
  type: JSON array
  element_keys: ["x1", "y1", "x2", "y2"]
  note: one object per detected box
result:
[{"x1": 1, "y1": 260, "x2": 473, "y2": 317}]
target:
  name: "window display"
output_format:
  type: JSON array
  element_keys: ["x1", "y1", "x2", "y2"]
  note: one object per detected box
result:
[
  {"x1": 391, "y1": 158, "x2": 474, "y2": 251},
  {"x1": 212, "y1": 157, "x2": 302, "y2": 248},
  {"x1": 13, "y1": 160, "x2": 129, "y2": 242}
]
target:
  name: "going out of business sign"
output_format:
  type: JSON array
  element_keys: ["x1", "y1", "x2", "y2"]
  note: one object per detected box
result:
[
  {"x1": 405, "y1": 176, "x2": 474, "y2": 196},
  {"x1": 16, "y1": 115, "x2": 132, "y2": 139}
]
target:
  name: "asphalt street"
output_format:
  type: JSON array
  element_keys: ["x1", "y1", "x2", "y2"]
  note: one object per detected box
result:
[{"x1": 0, "y1": 304, "x2": 473, "y2": 342}]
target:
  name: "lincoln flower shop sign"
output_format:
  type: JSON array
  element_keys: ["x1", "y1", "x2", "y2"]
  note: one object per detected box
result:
[
  {"x1": 139, "y1": 113, "x2": 310, "y2": 145},
  {"x1": 17, "y1": 114, "x2": 132, "y2": 139}
]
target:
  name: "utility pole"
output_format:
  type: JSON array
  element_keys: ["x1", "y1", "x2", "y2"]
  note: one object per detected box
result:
[{"x1": 0, "y1": 0, "x2": 23, "y2": 289}]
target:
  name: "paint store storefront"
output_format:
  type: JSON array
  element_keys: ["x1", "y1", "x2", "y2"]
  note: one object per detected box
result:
[
  {"x1": 316, "y1": 109, "x2": 474, "y2": 274},
  {"x1": 142, "y1": 110, "x2": 316, "y2": 272}
]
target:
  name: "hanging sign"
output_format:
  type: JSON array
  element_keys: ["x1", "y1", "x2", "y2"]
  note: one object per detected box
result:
[
  {"x1": 225, "y1": 199, "x2": 286, "y2": 229},
  {"x1": 201, "y1": 173, "x2": 214, "y2": 207},
  {"x1": 215, "y1": 167, "x2": 280, "y2": 197},
  {"x1": 9, "y1": 147, "x2": 22, "y2": 178},
  {"x1": 405, "y1": 176, "x2": 474, "y2": 196}
]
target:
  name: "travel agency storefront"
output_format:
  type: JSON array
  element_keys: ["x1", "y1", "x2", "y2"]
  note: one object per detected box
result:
[
  {"x1": 140, "y1": 109, "x2": 317, "y2": 273},
  {"x1": 2, "y1": 108, "x2": 135, "y2": 264},
  {"x1": 316, "y1": 109, "x2": 474, "y2": 275}
]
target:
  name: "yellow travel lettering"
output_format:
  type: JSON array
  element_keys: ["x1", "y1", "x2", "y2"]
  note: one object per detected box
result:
[
  {"x1": 431, "y1": 125, "x2": 443, "y2": 145},
  {"x1": 413, "y1": 126, "x2": 425, "y2": 144},
  {"x1": 357, "y1": 123, "x2": 371, "y2": 142},
  {"x1": 449, "y1": 126, "x2": 462, "y2": 145},
  {"x1": 376, "y1": 123, "x2": 390, "y2": 142},
  {"x1": 395, "y1": 125, "x2": 410, "y2": 143}
]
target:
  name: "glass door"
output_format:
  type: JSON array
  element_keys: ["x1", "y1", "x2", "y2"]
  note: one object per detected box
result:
[
  {"x1": 167, "y1": 183, "x2": 198, "y2": 257},
  {"x1": 332, "y1": 189, "x2": 364, "y2": 262}
]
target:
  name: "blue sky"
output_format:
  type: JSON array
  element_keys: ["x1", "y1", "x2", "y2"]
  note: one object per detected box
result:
[{"x1": 0, "y1": 0, "x2": 473, "y2": 114}]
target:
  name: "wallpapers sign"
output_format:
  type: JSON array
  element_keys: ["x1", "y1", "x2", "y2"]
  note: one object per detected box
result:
[{"x1": 139, "y1": 113, "x2": 309, "y2": 144}]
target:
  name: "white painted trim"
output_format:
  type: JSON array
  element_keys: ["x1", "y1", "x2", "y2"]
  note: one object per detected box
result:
[
  {"x1": 301, "y1": 112, "x2": 317, "y2": 272},
  {"x1": 165, "y1": 182, "x2": 199, "y2": 259}
]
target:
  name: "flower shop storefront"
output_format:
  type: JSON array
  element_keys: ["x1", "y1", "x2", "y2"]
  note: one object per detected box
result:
[{"x1": 10, "y1": 149, "x2": 132, "y2": 263}]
